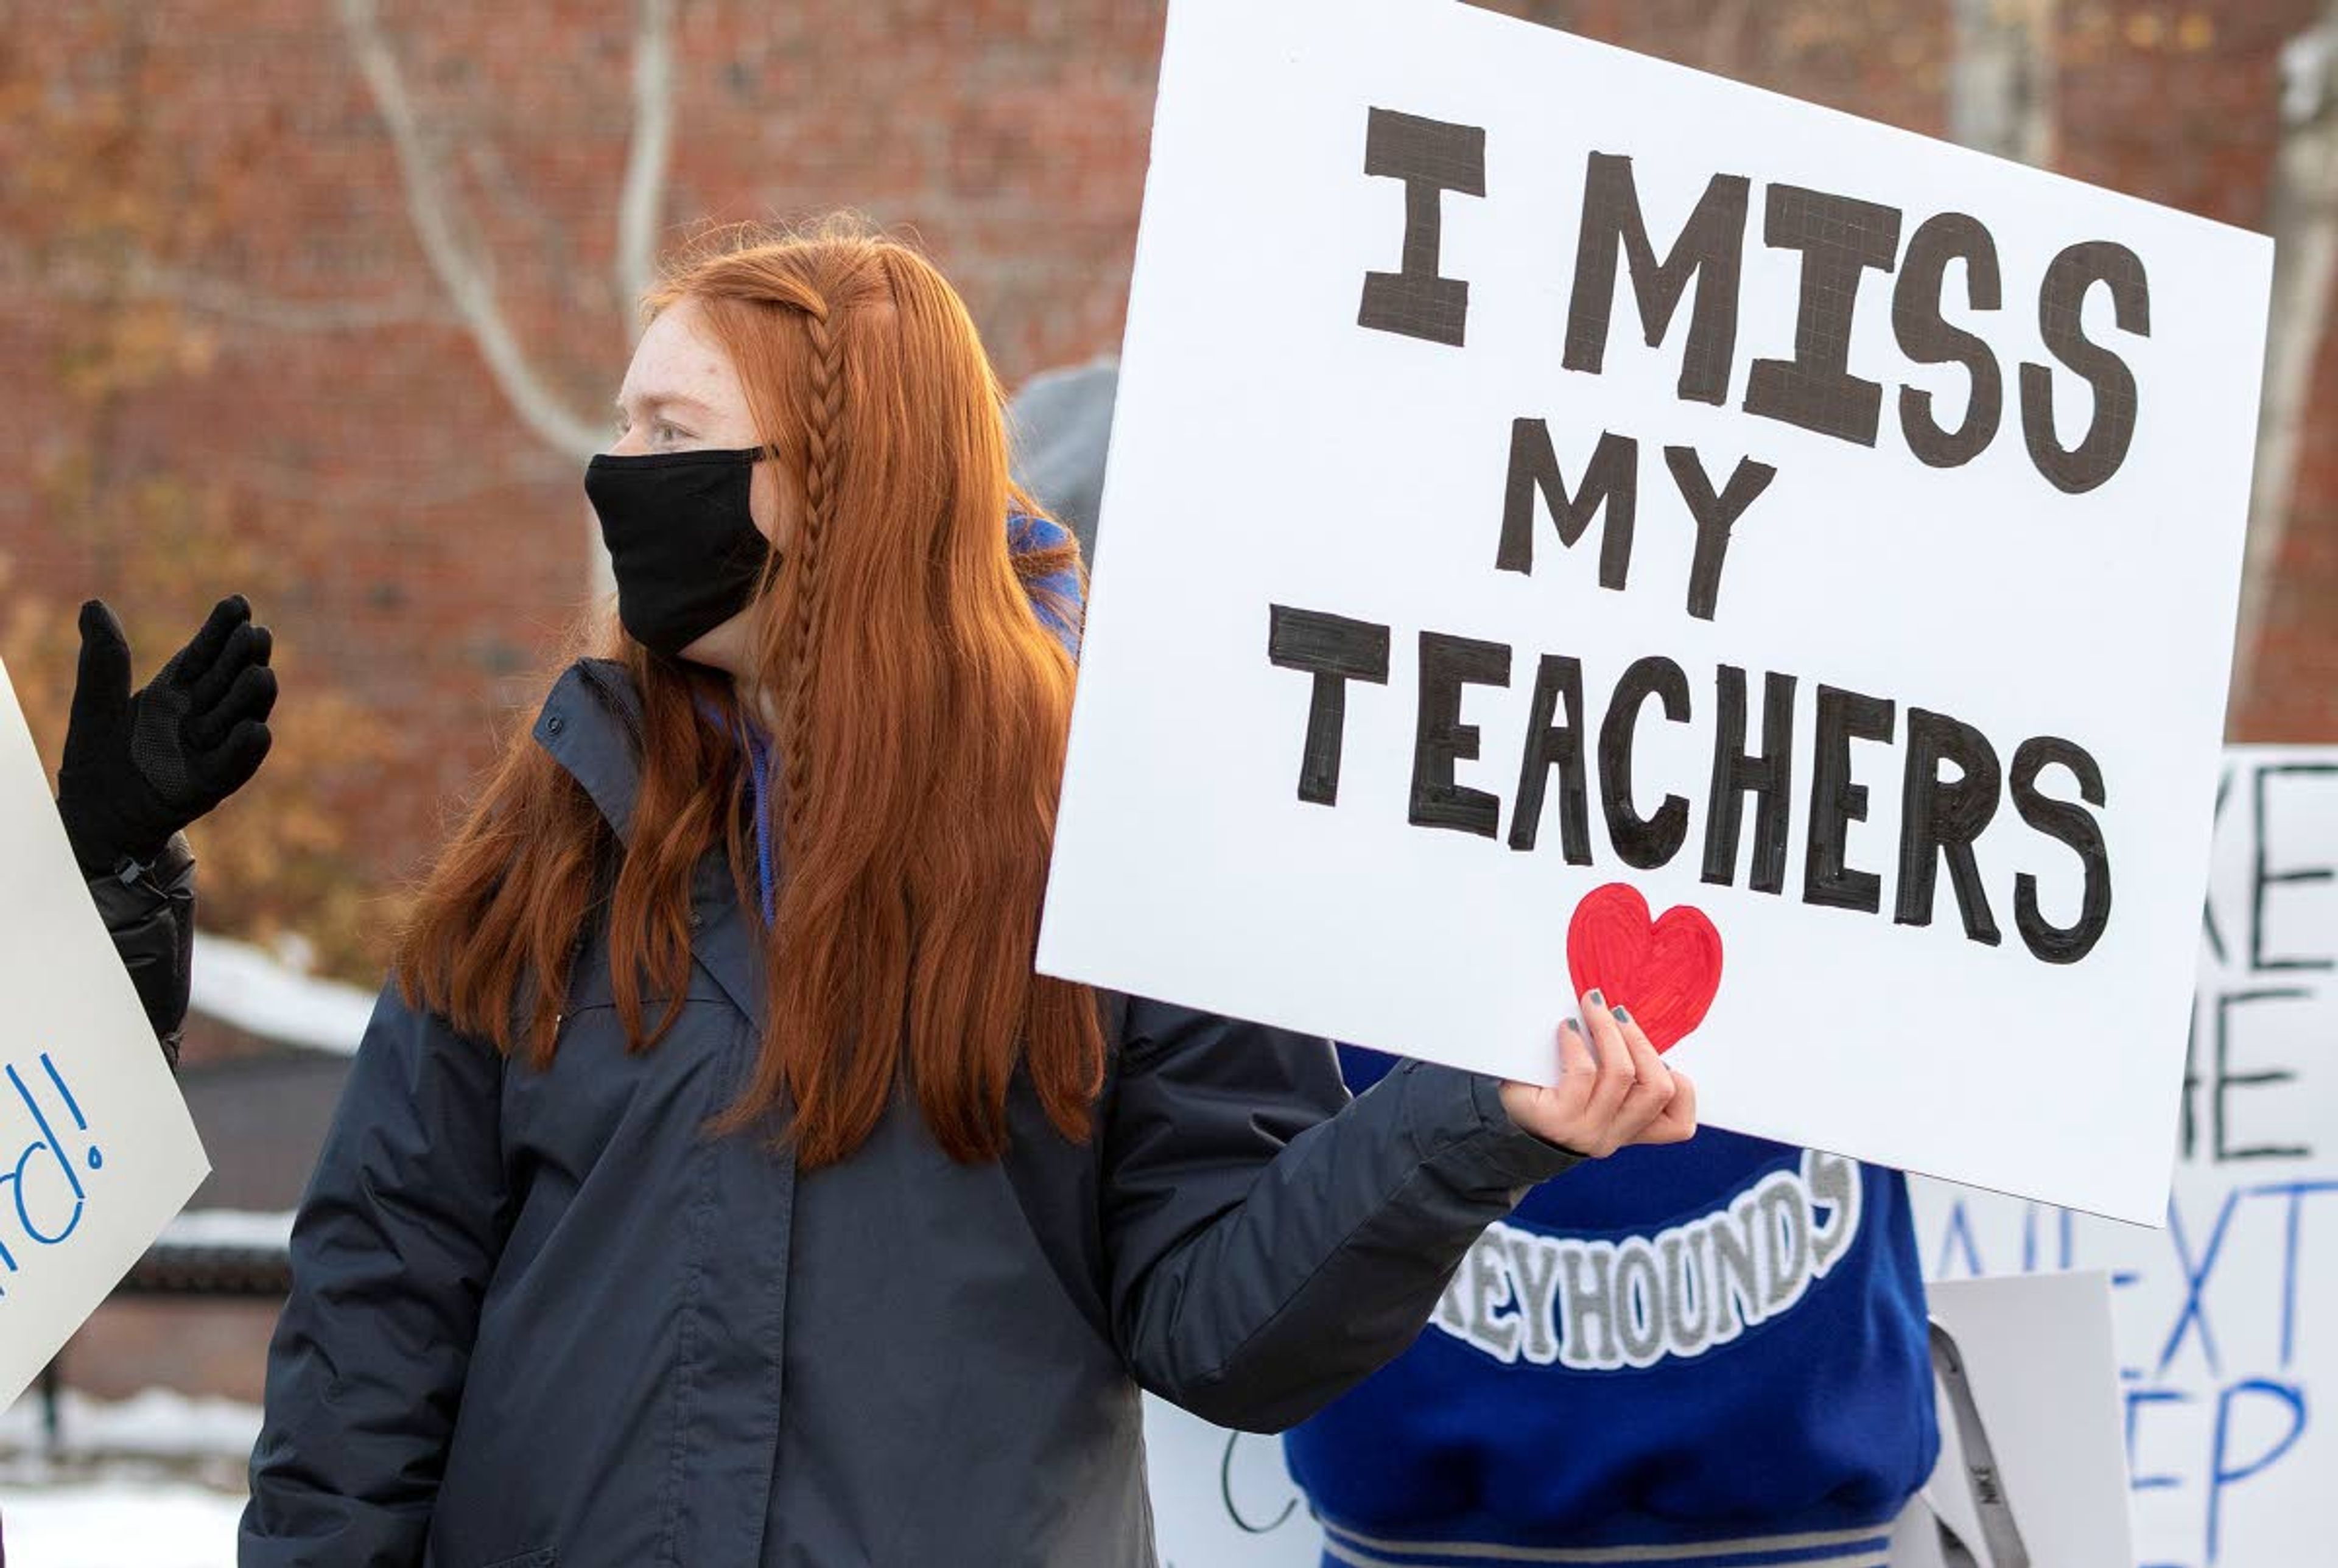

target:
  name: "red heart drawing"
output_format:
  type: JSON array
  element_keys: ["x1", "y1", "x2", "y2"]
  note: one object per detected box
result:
[{"x1": 1564, "y1": 883, "x2": 1724, "y2": 1053}]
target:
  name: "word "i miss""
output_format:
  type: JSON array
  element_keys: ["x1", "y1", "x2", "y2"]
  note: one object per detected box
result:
[{"x1": 1357, "y1": 107, "x2": 2150, "y2": 619}]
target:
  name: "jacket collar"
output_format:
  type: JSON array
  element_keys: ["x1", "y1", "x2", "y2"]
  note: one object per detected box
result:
[
  {"x1": 533, "y1": 659, "x2": 647, "y2": 842},
  {"x1": 532, "y1": 658, "x2": 768, "y2": 1026}
]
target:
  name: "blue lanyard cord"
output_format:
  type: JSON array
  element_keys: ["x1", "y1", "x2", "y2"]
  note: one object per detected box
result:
[
  {"x1": 743, "y1": 721, "x2": 777, "y2": 926},
  {"x1": 1009, "y1": 511, "x2": 1083, "y2": 656},
  {"x1": 688, "y1": 692, "x2": 779, "y2": 926}
]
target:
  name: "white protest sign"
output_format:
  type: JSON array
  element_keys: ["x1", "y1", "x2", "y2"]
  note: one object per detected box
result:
[
  {"x1": 1143, "y1": 1397, "x2": 1316, "y2": 1568},
  {"x1": 1040, "y1": 0, "x2": 2271, "y2": 1222},
  {"x1": 1911, "y1": 747, "x2": 2338, "y2": 1568},
  {"x1": 1898, "y1": 1273, "x2": 2135, "y2": 1567},
  {"x1": 0, "y1": 657, "x2": 209, "y2": 1405}
]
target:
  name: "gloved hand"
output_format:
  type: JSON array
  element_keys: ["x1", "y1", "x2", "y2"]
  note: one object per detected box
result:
[{"x1": 56, "y1": 596, "x2": 278, "y2": 875}]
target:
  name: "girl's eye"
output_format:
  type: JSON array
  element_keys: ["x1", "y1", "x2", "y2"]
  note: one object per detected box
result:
[{"x1": 609, "y1": 416, "x2": 691, "y2": 444}]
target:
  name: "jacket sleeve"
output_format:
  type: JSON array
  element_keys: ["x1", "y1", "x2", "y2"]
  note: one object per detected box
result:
[
  {"x1": 241, "y1": 982, "x2": 513, "y2": 1568},
  {"x1": 1102, "y1": 996, "x2": 1577, "y2": 1433},
  {"x1": 86, "y1": 831, "x2": 196, "y2": 1068}
]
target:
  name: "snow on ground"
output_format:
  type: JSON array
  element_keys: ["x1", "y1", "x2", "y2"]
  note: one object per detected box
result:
[
  {"x1": 150, "y1": 1208, "x2": 295, "y2": 1253},
  {"x1": 0, "y1": 1388, "x2": 261, "y2": 1462},
  {"x1": 0, "y1": 1390, "x2": 258, "y2": 1565},
  {"x1": 187, "y1": 933, "x2": 374, "y2": 1055},
  {"x1": 0, "y1": 1480, "x2": 246, "y2": 1567}
]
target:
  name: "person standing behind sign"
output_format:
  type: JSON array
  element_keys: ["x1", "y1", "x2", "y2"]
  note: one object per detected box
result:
[
  {"x1": 1007, "y1": 363, "x2": 1936, "y2": 1568},
  {"x1": 1282, "y1": 1047, "x2": 1937, "y2": 1568},
  {"x1": 0, "y1": 595, "x2": 277, "y2": 1567},
  {"x1": 241, "y1": 220, "x2": 1699, "y2": 1568}
]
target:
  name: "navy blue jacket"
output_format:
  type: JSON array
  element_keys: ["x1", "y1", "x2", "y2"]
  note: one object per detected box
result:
[{"x1": 1285, "y1": 1049, "x2": 1937, "y2": 1568}]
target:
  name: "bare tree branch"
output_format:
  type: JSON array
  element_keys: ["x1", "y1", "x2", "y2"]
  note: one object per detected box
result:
[
  {"x1": 333, "y1": 0, "x2": 605, "y2": 461},
  {"x1": 1950, "y1": 0, "x2": 2055, "y2": 165},
  {"x1": 616, "y1": 0, "x2": 676, "y2": 326},
  {"x1": 1697, "y1": 0, "x2": 1754, "y2": 75},
  {"x1": 2231, "y1": 3, "x2": 2338, "y2": 723}
]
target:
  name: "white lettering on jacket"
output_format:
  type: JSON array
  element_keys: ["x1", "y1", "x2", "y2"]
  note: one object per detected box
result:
[{"x1": 1431, "y1": 1149, "x2": 1865, "y2": 1371}]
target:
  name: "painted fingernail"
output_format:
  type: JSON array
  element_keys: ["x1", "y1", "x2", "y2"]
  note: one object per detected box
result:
[
  {"x1": 1558, "y1": 1018, "x2": 1581, "y2": 1037},
  {"x1": 1585, "y1": 989, "x2": 1605, "y2": 1009},
  {"x1": 1612, "y1": 1004, "x2": 1632, "y2": 1024}
]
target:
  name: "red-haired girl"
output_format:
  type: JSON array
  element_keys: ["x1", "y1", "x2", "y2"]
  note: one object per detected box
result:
[{"x1": 242, "y1": 221, "x2": 1694, "y2": 1568}]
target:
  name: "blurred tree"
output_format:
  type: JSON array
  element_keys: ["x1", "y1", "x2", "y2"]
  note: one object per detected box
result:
[
  {"x1": 332, "y1": 0, "x2": 678, "y2": 593},
  {"x1": 2234, "y1": 2, "x2": 2338, "y2": 719},
  {"x1": 0, "y1": 2, "x2": 397, "y2": 981},
  {"x1": 1951, "y1": 0, "x2": 2057, "y2": 162}
]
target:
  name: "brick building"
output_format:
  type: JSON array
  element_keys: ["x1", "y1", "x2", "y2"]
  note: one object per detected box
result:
[
  {"x1": 1, "y1": 0, "x2": 2335, "y2": 1412},
  {"x1": 4, "y1": 1, "x2": 2333, "y2": 967}
]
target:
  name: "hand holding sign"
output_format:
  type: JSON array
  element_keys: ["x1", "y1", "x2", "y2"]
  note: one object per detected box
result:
[
  {"x1": 0, "y1": 654, "x2": 209, "y2": 1406},
  {"x1": 1498, "y1": 996, "x2": 1697, "y2": 1158},
  {"x1": 1564, "y1": 883, "x2": 1724, "y2": 1053}
]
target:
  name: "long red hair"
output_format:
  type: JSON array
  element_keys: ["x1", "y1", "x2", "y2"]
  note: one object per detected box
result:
[{"x1": 395, "y1": 219, "x2": 1103, "y2": 1167}]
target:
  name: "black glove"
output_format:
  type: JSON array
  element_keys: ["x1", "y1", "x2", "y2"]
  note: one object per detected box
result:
[{"x1": 56, "y1": 596, "x2": 278, "y2": 875}]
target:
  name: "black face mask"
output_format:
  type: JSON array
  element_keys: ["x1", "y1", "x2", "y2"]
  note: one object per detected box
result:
[{"x1": 585, "y1": 446, "x2": 778, "y2": 657}]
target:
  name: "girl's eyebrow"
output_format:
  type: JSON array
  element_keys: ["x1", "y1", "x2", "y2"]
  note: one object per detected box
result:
[{"x1": 614, "y1": 391, "x2": 719, "y2": 419}]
